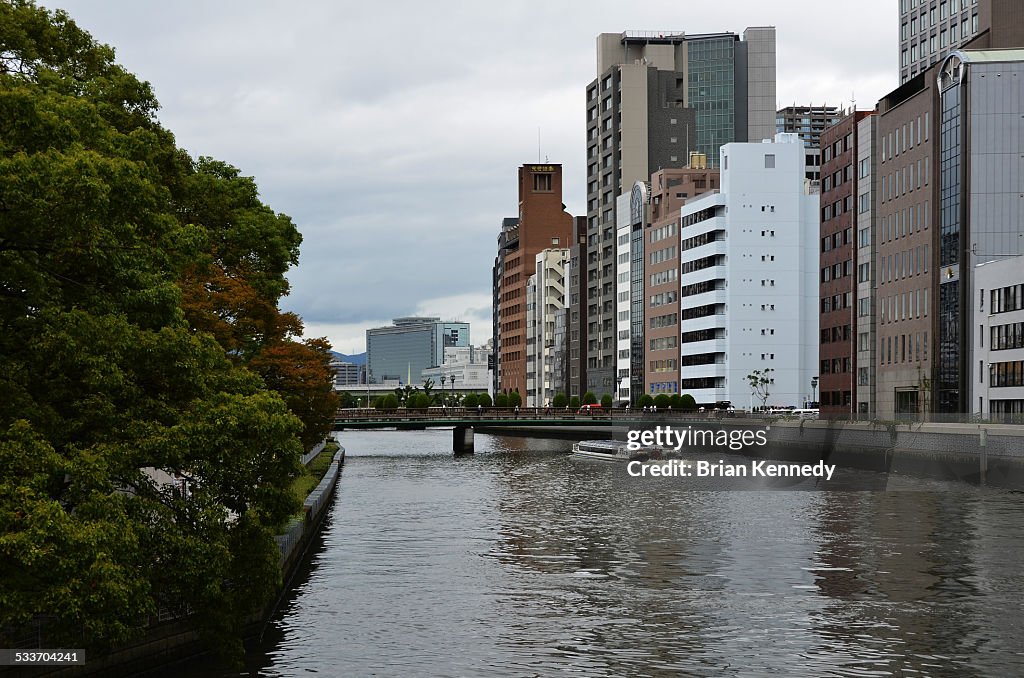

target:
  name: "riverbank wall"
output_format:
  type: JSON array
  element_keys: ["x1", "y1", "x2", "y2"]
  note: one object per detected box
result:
[
  {"x1": 274, "y1": 445, "x2": 346, "y2": 588},
  {"x1": 476, "y1": 419, "x2": 1024, "y2": 489}
]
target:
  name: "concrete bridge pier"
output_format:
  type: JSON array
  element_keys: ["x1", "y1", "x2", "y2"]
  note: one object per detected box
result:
[{"x1": 453, "y1": 426, "x2": 474, "y2": 455}]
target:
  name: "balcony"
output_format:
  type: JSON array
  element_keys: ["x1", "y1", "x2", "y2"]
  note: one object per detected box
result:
[
  {"x1": 682, "y1": 338, "x2": 727, "y2": 354},
  {"x1": 685, "y1": 237, "x2": 728, "y2": 259},
  {"x1": 680, "y1": 362, "x2": 727, "y2": 380},
  {"x1": 680, "y1": 313, "x2": 726, "y2": 333},
  {"x1": 686, "y1": 386, "x2": 729, "y2": 403},
  {"x1": 681, "y1": 288, "x2": 727, "y2": 309},
  {"x1": 680, "y1": 265, "x2": 727, "y2": 287}
]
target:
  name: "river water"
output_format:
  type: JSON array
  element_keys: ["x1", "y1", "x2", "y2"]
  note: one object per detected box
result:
[{"x1": 194, "y1": 429, "x2": 1024, "y2": 677}]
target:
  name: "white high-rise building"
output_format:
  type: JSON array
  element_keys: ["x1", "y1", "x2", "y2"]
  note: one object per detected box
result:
[
  {"x1": 614, "y1": 192, "x2": 633, "y2": 404},
  {"x1": 581, "y1": 28, "x2": 777, "y2": 398},
  {"x1": 525, "y1": 248, "x2": 571, "y2": 406},
  {"x1": 677, "y1": 132, "x2": 819, "y2": 408}
]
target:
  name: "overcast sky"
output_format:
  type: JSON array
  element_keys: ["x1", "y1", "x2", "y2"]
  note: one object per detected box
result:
[{"x1": 54, "y1": 0, "x2": 898, "y2": 354}]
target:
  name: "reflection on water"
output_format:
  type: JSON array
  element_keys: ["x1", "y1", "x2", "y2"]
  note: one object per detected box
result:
[{"x1": 194, "y1": 429, "x2": 1024, "y2": 677}]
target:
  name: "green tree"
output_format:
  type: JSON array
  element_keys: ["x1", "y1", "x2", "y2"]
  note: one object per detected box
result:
[
  {"x1": 0, "y1": 2, "x2": 321, "y2": 662},
  {"x1": 569, "y1": 396, "x2": 581, "y2": 409},
  {"x1": 582, "y1": 391, "x2": 597, "y2": 405},
  {"x1": 508, "y1": 391, "x2": 522, "y2": 408},
  {"x1": 747, "y1": 368, "x2": 774, "y2": 410},
  {"x1": 494, "y1": 393, "x2": 509, "y2": 408},
  {"x1": 680, "y1": 394, "x2": 697, "y2": 411},
  {"x1": 600, "y1": 393, "x2": 612, "y2": 408},
  {"x1": 552, "y1": 393, "x2": 567, "y2": 409},
  {"x1": 393, "y1": 384, "x2": 417, "y2": 406},
  {"x1": 380, "y1": 394, "x2": 399, "y2": 410},
  {"x1": 462, "y1": 393, "x2": 479, "y2": 408},
  {"x1": 639, "y1": 394, "x2": 654, "y2": 408},
  {"x1": 248, "y1": 337, "x2": 339, "y2": 450},
  {"x1": 478, "y1": 393, "x2": 492, "y2": 408},
  {"x1": 669, "y1": 394, "x2": 682, "y2": 410},
  {"x1": 654, "y1": 394, "x2": 671, "y2": 409}
]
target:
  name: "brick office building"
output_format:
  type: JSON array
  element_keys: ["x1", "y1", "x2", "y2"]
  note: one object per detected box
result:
[{"x1": 493, "y1": 164, "x2": 574, "y2": 397}]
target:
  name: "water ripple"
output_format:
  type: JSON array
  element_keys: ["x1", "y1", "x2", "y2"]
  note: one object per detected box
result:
[{"x1": 183, "y1": 430, "x2": 1024, "y2": 677}]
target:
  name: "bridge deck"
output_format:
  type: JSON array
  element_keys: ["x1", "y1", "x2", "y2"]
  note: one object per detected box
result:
[{"x1": 333, "y1": 407, "x2": 748, "y2": 429}]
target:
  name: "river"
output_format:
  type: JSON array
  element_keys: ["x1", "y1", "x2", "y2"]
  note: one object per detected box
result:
[{"x1": 188, "y1": 429, "x2": 1024, "y2": 677}]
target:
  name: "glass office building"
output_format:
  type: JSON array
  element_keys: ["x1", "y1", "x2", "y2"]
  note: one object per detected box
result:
[{"x1": 366, "y1": 317, "x2": 470, "y2": 385}]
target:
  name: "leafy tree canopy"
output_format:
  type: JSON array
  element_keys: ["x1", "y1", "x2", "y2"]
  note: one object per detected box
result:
[{"x1": 0, "y1": 0, "x2": 333, "y2": 662}]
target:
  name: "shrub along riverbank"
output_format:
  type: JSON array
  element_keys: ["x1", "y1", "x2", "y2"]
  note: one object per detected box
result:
[{"x1": 290, "y1": 442, "x2": 341, "y2": 513}]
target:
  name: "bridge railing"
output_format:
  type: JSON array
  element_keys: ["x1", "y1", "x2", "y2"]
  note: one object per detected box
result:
[{"x1": 334, "y1": 407, "x2": 751, "y2": 423}]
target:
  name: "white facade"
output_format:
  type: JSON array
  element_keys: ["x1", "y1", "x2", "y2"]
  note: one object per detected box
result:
[
  {"x1": 971, "y1": 257, "x2": 1024, "y2": 419},
  {"x1": 615, "y1": 193, "x2": 632, "y2": 401},
  {"x1": 677, "y1": 132, "x2": 819, "y2": 408},
  {"x1": 421, "y1": 346, "x2": 492, "y2": 396},
  {"x1": 524, "y1": 249, "x2": 570, "y2": 406}
]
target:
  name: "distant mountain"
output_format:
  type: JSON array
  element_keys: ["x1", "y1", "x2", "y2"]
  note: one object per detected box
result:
[{"x1": 331, "y1": 351, "x2": 366, "y2": 365}]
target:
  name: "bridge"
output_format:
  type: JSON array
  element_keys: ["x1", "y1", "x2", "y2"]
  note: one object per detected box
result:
[{"x1": 333, "y1": 407, "x2": 745, "y2": 454}]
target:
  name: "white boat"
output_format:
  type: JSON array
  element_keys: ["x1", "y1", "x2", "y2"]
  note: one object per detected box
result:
[{"x1": 571, "y1": 439, "x2": 662, "y2": 462}]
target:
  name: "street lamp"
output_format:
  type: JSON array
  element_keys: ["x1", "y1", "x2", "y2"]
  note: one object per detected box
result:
[
  {"x1": 811, "y1": 376, "x2": 818, "y2": 407},
  {"x1": 440, "y1": 376, "x2": 447, "y2": 410},
  {"x1": 615, "y1": 375, "x2": 623, "y2": 407}
]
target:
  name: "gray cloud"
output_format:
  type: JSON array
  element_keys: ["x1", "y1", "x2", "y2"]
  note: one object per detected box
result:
[{"x1": 54, "y1": 0, "x2": 898, "y2": 351}]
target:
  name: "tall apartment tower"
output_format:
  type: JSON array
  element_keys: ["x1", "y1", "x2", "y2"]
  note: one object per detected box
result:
[
  {"x1": 899, "y1": 0, "x2": 1024, "y2": 84},
  {"x1": 776, "y1": 104, "x2": 842, "y2": 181},
  {"x1": 493, "y1": 164, "x2": 574, "y2": 398},
  {"x1": 675, "y1": 134, "x2": 819, "y2": 408},
  {"x1": 776, "y1": 105, "x2": 842, "y2": 148},
  {"x1": 525, "y1": 248, "x2": 571, "y2": 407},
  {"x1": 580, "y1": 28, "x2": 777, "y2": 397}
]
